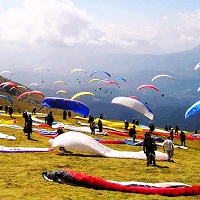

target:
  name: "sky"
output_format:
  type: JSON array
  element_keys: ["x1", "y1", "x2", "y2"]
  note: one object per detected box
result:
[{"x1": 1, "y1": 0, "x2": 200, "y2": 71}]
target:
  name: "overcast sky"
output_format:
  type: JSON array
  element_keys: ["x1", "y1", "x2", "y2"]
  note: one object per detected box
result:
[{"x1": 1, "y1": 0, "x2": 200, "y2": 72}]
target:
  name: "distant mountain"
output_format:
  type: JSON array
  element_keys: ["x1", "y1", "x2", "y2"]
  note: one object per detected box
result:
[{"x1": 4, "y1": 45, "x2": 200, "y2": 131}]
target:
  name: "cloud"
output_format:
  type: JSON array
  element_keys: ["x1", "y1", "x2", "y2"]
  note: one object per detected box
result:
[{"x1": 1, "y1": 0, "x2": 200, "y2": 54}]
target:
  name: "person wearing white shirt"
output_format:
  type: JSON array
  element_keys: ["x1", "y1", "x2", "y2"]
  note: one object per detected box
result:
[{"x1": 163, "y1": 136, "x2": 174, "y2": 162}]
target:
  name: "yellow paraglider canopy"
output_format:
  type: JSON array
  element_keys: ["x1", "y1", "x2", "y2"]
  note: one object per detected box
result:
[{"x1": 71, "y1": 91, "x2": 95, "y2": 100}]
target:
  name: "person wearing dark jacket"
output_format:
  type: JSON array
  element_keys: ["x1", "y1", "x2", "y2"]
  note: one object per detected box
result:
[
  {"x1": 143, "y1": 132, "x2": 157, "y2": 166},
  {"x1": 26, "y1": 114, "x2": 32, "y2": 140},
  {"x1": 47, "y1": 111, "x2": 54, "y2": 127},
  {"x1": 129, "y1": 125, "x2": 137, "y2": 142},
  {"x1": 180, "y1": 131, "x2": 186, "y2": 146},
  {"x1": 98, "y1": 118, "x2": 103, "y2": 132}
]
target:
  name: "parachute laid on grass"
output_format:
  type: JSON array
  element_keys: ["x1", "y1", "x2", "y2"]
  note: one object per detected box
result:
[
  {"x1": 111, "y1": 97, "x2": 154, "y2": 120},
  {"x1": 0, "y1": 82, "x2": 18, "y2": 89},
  {"x1": 185, "y1": 101, "x2": 200, "y2": 119},
  {"x1": 71, "y1": 92, "x2": 95, "y2": 100},
  {"x1": 90, "y1": 70, "x2": 111, "y2": 77},
  {"x1": 42, "y1": 97, "x2": 89, "y2": 116},
  {"x1": 56, "y1": 90, "x2": 67, "y2": 95},
  {"x1": 137, "y1": 84, "x2": 159, "y2": 92},
  {"x1": 194, "y1": 62, "x2": 200, "y2": 70},
  {"x1": 0, "y1": 71, "x2": 13, "y2": 75},
  {"x1": 34, "y1": 67, "x2": 50, "y2": 72},
  {"x1": 0, "y1": 95, "x2": 13, "y2": 104},
  {"x1": 42, "y1": 168, "x2": 200, "y2": 197},
  {"x1": 53, "y1": 80, "x2": 67, "y2": 85},
  {"x1": 151, "y1": 74, "x2": 174, "y2": 82},
  {"x1": 16, "y1": 91, "x2": 44, "y2": 101},
  {"x1": 49, "y1": 131, "x2": 166, "y2": 159}
]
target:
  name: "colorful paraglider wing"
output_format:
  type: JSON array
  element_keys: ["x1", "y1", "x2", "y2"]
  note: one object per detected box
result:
[
  {"x1": 115, "y1": 77, "x2": 126, "y2": 82},
  {"x1": 42, "y1": 169, "x2": 200, "y2": 196},
  {"x1": 0, "y1": 95, "x2": 13, "y2": 105},
  {"x1": 90, "y1": 70, "x2": 111, "y2": 77},
  {"x1": 88, "y1": 79, "x2": 100, "y2": 83},
  {"x1": 71, "y1": 92, "x2": 95, "y2": 100},
  {"x1": 56, "y1": 90, "x2": 67, "y2": 94},
  {"x1": 151, "y1": 74, "x2": 174, "y2": 82},
  {"x1": 0, "y1": 82, "x2": 18, "y2": 89},
  {"x1": 16, "y1": 90, "x2": 44, "y2": 101},
  {"x1": 137, "y1": 84, "x2": 159, "y2": 92},
  {"x1": 42, "y1": 97, "x2": 89, "y2": 116},
  {"x1": 111, "y1": 97, "x2": 154, "y2": 120},
  {"x1": 53, "y1": 81, "x2": 67, "y2": 85},
  {"x1": 185, "y1": 101, "x2": 200, "y2": 119}
]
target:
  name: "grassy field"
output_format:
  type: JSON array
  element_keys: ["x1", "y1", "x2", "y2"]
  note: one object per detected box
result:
[{"x1": 0, "y1": 110, "x2": 200, "y2": 200}]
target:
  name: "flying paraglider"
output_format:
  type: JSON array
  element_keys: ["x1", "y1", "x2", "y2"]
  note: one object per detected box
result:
[
  {"x1": 53, "y1": 81, "x2": 67, "y2": 85},
  {"x1": 16, "y1": 91, "x2": 44, "y2": 101},
  {"x1": 71, "y1": 92, "x2": 95, "y2": 100},
  {"x1": 194, "y1": 62, "x2": 200, "y2": 71},
  {"x1": 88, "y1": 79, "x2": 100, "y2": 83},
  {"x1": 28, "y1": 83, "x2": 39, "y2": 87},
  {"x1": 137, "y1": 84, "x2": 159, "y2": 92},
  {"x1": 111, "y1": 97, "x2": 154, "y2": 120},
  {"x1": 0, "y1": 71, "x2": 13, "y2": 75},
  {"x1": 185, "y1": 101, "x2": 200, "y2": 119},
  {"x1": 34, "y1": 67, "x2": 50, "y2": 72},
  {"x1": 115, "y1": 77, "x2": 126, "y2": 82},
  {"x1": 0, "y1": 82, "x2": 18, "y2": 89},
  {"x1": 71, "y1": 68, "x2": 87, "y2": 74},
  {"x1": 90, "y1": 70, "x2": 111, "y2": 77},
  {"x1": 42, "y1": 97, "x2": 89, "y2": 116},
  {"x1": 56, "y1": 90, "x2": 67, "y2": 95},
  {"x1": 0, "y1": 95, "x2": 13, "y2": 105},
  {"x1": 151, "y1": 74, "x2": 174, "y2": 82}
]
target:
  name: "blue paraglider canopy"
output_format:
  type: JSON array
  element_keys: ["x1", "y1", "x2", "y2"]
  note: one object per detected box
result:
[
  {"x1": 0, "y1": 95, "x2": 13, "y2": 105},
  {"x1": 185, "y1": 100, "x2": 200, "y2": 119},
  {"x1": 42, "y1": 97, "x2": 89, "y2": 116}
]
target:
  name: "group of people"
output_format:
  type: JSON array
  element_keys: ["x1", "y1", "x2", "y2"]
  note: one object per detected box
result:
[
  {"x1": 62, "y1": 110, "x2": 71, "y2": 120},
  {"x1": 88, "y1": 114, "x2": 103, "y2": 135}
]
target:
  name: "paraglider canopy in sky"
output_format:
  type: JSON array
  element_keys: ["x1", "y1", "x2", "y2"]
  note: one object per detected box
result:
[
  {"x1": 0, "y1": 95, "x2": 13, "y2": 105},
  {"x1": 71, "y1": 92, "x2": 95, "y2": 100},
  {"x1": 34, "y1": 67, "x2": 50, "y2": 72},
  {"x1": 151, "y1": 74, "x2": 174, "y2": 82},
  {"x1": 90, "y1": 70, "x2": 111, "y2": 77},
  {"x1": 185, "y1": 100, "x2": 200, "y2": 119},
  {"x1": 194, "y1": 62, "x2": 200, "y2": 71},
  {"x1": 42, "y1": 97, "x2": 89, "y2": 116},
  {"x1": 111, "y1": 96, "x2": 154, "y2": 120},
  {"x1": 16, "y1": 91, "x2": 44, "y2": 101},
  {"x1": 137, "y1": 84, "x2": 159, "y2": 92}
]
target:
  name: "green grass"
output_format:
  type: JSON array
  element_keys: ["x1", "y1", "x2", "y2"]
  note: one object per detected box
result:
[{"x1": 0, "y1": 112, "x2": 200, "y2": 200}]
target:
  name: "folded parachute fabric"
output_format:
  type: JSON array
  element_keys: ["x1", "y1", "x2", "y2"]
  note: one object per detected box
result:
[
  {"x1": 0, "y1": 146, "x2": 53, "y2": 153},
  {"x1": 49, "y1": 131, "x2": 168, "y2": 160},
  {"x1": 42, "y1": 169, "x2": 200, "y2": 196}
]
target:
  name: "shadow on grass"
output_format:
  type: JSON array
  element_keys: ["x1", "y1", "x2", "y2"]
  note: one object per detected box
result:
[
  {"x1": 28, "y1": 138, "x2": 39, "y2": 141},
  {"x1": 56, "y1": 152, "x2": 103, "y2": 158}
]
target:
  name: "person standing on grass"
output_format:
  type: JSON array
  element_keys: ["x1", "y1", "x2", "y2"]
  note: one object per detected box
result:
[
  {"x1": 129, "y1": 124, "x2": 137, "y2": 142},
  {"x1": 180, "y1": 131, "x2": 186, "y2": 146},
  {"x1": 143, "y1": 132, "x2": 157, "y2": 166},
  {"x1": 26, "y1": 114, "x2": 33, "y2": 140},
  {"x1": 163, "y1": 136, "x2": 174, "y2": 162}
]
